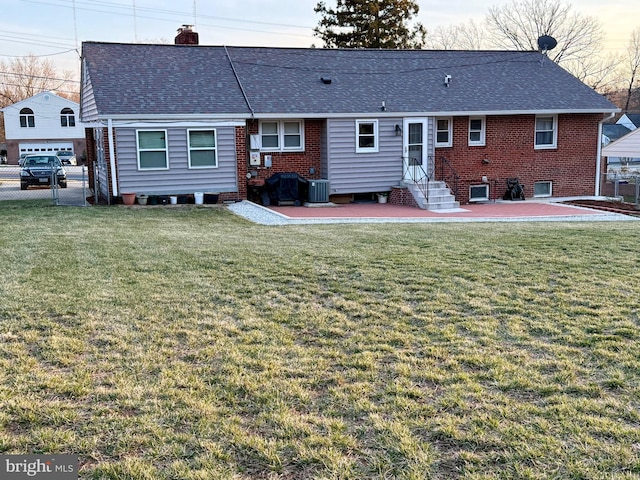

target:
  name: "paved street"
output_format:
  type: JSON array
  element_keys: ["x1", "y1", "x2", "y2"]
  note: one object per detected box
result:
[{"x1": 0, "y1": 166, "x2": 89, "y2": 205}]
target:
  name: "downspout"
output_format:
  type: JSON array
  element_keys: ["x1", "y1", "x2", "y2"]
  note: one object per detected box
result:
[
  {"x1": 595, "y1": 112, "x2": 615, "y2": 196},
  {"x1": 107, "y1": 118, "x2": 118, "y2": 198}
]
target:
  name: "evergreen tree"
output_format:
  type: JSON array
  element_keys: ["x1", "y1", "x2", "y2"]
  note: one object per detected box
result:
[{"x1": 314, "y1": 0, "x2": 426, "y2": 49}]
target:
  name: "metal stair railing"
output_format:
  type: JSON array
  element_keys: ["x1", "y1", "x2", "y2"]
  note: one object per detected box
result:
[
  {"x1": 436, "y1": 156, "x2": 459, "y2": 199},
  {"x1": 402, "y1": 156, "x2": 431, "y2": 204}
]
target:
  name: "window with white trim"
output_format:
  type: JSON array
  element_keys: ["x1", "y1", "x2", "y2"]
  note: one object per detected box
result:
[
  {"x1": 533, "y1": 181, "x2": 552, "y2": 197},
  {"x1": 20, "y1": 108, "x2": 35, "y2": 128},
  {"x1": 259, "y1": 120, "x2": 304, "y2": 151},
  {"x1": 188, "y1": 129, "x2": 217, "y2": 168},
  {"x1": 137, "y1": 130, "x2": 168, "y2": 170},
  {"x1": 535, "y1": 115, "x2": 557, "y2": 149},
  {"x1": 469, "y1": 184, "x2": 489, "y2": 201},
  {"x1": 60, "y1": 108, "x2": 76, "y2": 127},
  {"x1": 356, "y1": 119, "x2": 378, "y2": 153},
  {"x1": 435, "y1": 117, "x2": 452, "y2": 147},
  {"x1": 468, "y1": 117, "x2": 485, "y2": 146}
]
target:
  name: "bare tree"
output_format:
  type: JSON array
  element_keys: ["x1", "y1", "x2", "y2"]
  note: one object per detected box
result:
[
  {"x1": 425, "y1": 20, "x2": 487, "y2": 50},
  {"x1": 0, "y1": 55, "x2": 77, "y2": 108},
  {"x1": 620, "y1": 28, "x2": 640, "y2": 112},
  {"x1": 485, "y1": 0, "x2": 617, "y2": 88}
]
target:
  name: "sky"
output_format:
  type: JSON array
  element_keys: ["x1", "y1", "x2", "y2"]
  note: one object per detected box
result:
[{"x1": 1, "y1": 0, "x2": 639, "y2": 91}]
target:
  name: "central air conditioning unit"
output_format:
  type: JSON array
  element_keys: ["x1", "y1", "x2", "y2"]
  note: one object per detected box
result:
[{"x1": 308, "y1": 179, "x2": 330, "y2": 203}]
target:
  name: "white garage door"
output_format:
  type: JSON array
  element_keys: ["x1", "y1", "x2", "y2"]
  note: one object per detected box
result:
[{"x1": 19, "y1": 142, "x2": 74, "y2": 155}]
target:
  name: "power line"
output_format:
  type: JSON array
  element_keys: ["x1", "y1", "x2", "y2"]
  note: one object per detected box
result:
[
  {"x1": 22, "y1": 0, "x2": 315, "y2": 36},
  {"x1": 0, "y1": 71, "x2": 80, "y2": 84},
  {"x1": 0, "y1": 82, "x2": 79, "y2": 96}
]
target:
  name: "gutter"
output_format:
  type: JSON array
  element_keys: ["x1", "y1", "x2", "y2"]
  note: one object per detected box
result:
[{"x1": 595, "y1": 112, "x2": 616, "y2": 196}]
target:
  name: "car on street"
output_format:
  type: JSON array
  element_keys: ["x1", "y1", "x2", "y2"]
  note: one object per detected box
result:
[
  {"x1": 55, "y1": 151, "x2": 77, "y2": 165},
  {"x1": 20, "y1": 154, "x2": 67, "y2": 190}
]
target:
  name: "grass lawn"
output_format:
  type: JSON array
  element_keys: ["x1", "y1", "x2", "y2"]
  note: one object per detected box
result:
[{"x1": 1, "y1": 202, "x2": 639, "y2": 479}]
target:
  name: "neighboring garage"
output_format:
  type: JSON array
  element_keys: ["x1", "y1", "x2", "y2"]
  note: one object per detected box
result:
[{"x1": 19, "y1": 142, "x2": 74, "y2": 156}]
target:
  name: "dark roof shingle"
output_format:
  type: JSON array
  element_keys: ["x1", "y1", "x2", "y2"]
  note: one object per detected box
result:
[{"x1": 82, "y1": 42, "x2": 617, "y2": 117}]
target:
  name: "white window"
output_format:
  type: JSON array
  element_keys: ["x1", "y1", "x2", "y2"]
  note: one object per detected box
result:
[
  {"x1": 20, "y1": 108, "x2": 35, "y2": 128},
  {"x1": 435, "y1": 117, "x2": 452, "y2": 147},
  {"x1": 469, "y1": 184, "x2": 489, "y2": 202},
  {"x1": 356, "y1": 119, "x2": 379, "y2": 153},
  {"x1": 535, "y1": 115, "x2": 557, "y2": 149},
  {"x1": 60, "y1": 108, "x2": 76, "y2": 127},
  {"x1": 188, "y1": 129, "x2": 217, "y2": 168},
  {"x1": 136, "y1": 130, "x2": 168, "y2": 170},
  {"x1": 533, "y1": 181, "x2": 552, "y2": 197},
  {"x1": 283, "y1": 121, "x2": 302, "y2": 149},
  {"x1": 259, "y1": 120, "x2": 304, "y2": 152},
  {"x1": 468, "y1": 117, "x2": 485, "y2": 146}
]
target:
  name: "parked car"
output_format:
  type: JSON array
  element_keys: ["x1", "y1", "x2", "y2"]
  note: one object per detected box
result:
[
  {"x1": 18, "y1": 153, "x2": 30, "y2": 166},
  {"x1": 20, "y1": 154, "x2": 67, "y2": 190},
  {"x1": 55, "y1": 151, "x2": 77, "y2": 165}
]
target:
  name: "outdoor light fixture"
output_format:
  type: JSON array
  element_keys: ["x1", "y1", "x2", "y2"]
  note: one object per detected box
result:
[{"x1": 395, "y1": 124, "x2": 402, "y2": 136}]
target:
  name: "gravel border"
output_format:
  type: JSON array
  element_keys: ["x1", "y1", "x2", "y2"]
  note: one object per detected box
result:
[{"x1": 227, "y1": 200, "x2": 638, "y2": 226}]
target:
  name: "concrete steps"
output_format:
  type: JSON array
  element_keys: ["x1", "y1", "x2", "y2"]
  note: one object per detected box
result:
[{"x1": 407, "y1": 181, "x2": 460, "y2": 210}]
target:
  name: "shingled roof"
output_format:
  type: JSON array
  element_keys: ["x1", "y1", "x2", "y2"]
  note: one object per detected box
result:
[{"x1": 81, "y1": 42, "x2": 617, "y2": 119}]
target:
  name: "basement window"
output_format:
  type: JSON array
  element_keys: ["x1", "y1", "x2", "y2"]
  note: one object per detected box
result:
[
  {"x1": 533, "y1": 181, "x2": 552, "y2": 197},
  {"x1": 469, "y1": 184, "x2": 489, "y2": 202}
]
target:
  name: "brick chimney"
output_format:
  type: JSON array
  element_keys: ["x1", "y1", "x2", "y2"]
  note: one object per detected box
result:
[{"x1": 175, "y1": 25, "x2": 199, "y2": 45}]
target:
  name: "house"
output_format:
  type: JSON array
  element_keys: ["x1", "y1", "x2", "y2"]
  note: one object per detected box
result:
[
  {"x1": 1, "y1": 91, "x2": 87, "y2": 165},
  {"x1": 603, "y1": 123, "x2": 631, "y2": 146},
  {"x1": 616, "y1": 113, "x2": 640, "y2": 131},
  {"x1": 602, "y1": 126, "x2": 640, "y2": 176},
  {"x1": 79, "y1": 30, "x2": 618, "y2": 207}
]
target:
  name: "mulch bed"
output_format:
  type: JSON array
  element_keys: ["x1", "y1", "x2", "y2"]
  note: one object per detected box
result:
[{"x1": 563, "y1": 200, "x2": 640, "y2": 217}]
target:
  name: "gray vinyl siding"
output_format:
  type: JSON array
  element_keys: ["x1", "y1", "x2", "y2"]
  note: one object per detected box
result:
[
  {"x1": 80, "y1": 65, "x2": 99, "y2": 122},
  {"x1": 326, "y1": 118, "x2": 403, "y2": 194},
  {"x1": 115, "y1": 126, "x2": 238, "y2": 195}
]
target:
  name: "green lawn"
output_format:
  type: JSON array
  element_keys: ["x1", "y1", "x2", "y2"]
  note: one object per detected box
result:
[{"x1": 1, "y1": 202, "x2": 639, "y2": 479}]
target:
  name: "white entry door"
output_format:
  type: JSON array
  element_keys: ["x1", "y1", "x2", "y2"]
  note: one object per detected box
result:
[{"x1": 402, "y1": 119, "x2": 429, "y2": 182}]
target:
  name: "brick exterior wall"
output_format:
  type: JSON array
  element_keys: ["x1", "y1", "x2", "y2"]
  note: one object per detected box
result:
[
  {"x1": 221, "y1": 125, "x2": 247, "y2": 203},
  {"x1": 436, "y1": 114, "x2": 603, "y2": 204},
  {"x1": 245, "y1": 119, "x2": 323, "y2": 182},
  {"x1": 390, "y1": 186, "x2": 419, "y2": 207}
]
